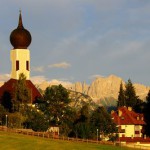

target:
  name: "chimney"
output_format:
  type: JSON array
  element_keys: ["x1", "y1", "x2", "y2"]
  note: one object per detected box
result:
[
  {"x1": 111, "y1": 110, "x2": 114, "y2": 114},
  {"x1": 118, "y1": 110, "x2": 122, "y2": 116},
  {"x1": 128, "y1": 107, "x2": 132, "y2": 111}
]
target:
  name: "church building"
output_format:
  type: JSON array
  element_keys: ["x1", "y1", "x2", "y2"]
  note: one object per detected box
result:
[{"x1": 0, "y1": 12, "x2": 41, "y2": 103}]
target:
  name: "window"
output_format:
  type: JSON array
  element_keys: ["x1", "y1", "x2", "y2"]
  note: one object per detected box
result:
[
  {"x1": 16, "y1": 60, "x2": 19, "y2": 71},
  {"x1": 121, "y1": 116, "x2": 124, "y2": 120},
  {"x1": 26, "y1": 61, "x2": 29, "y2": 71},
  {"x1": 135, "y1": 131, "x2": 140, "y2": 134}
]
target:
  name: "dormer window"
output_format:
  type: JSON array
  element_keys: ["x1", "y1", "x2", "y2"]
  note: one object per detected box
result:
[{"x1": 121, "y1": 116, "x2": 124, "y2": 120}]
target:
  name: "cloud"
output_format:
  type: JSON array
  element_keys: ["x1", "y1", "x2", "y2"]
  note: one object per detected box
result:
[
  {"x1": 0, "y1": 74, "x2": 10, "y2": 82},
  {"x1": 49, "y1": 79, "x2": 73, "y2": 87},
  {"x1": 89, "y1": 74, "x2": 105, "y2": 80},
  {"x1": 30, "y1": 75, "x2": 47, "y2": 84},
  {"x1": 48, "y1": 62, "x2": 71, "y2": 69},
  {"x1": 32, "y1": 66, "x2": 44, "y2": 72}
]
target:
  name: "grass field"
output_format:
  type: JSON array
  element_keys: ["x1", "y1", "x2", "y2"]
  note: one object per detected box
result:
[{"x1": 0, "y1": 131, "x2": 138, "y2": 150}]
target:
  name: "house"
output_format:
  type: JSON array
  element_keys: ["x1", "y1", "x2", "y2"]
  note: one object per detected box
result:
[{"x1": 111, "y1": 106, "x2": 145, "y2": 138}]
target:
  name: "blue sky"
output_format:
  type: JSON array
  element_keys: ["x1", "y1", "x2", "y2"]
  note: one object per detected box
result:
[{"x1": 0, "y1": 0, "x2": 150, "y2": 85}]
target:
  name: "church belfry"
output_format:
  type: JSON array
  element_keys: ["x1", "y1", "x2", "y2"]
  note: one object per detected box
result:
[
  {"x1": 10, "y1": 11, "x2": 32, "y2": 80},
  {"x1": 0, "y1": 11, "x2": 42, "y2": 104}
]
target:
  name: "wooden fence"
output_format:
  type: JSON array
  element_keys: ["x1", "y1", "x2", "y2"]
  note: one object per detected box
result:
[
  {"x1": 1, "y1": 126, "x2": 150, "y2": 149},
  {"x1": 0, "y1": 126, "x2": 113, "y2": 145}
]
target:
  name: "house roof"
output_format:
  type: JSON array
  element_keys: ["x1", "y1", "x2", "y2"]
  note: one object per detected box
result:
[
  {"x1": 111, "y1": 106, "x2": 145, "y2": 125},
  {"x1": 0, "y1": 78, "x2": 42, "y2": 103}
]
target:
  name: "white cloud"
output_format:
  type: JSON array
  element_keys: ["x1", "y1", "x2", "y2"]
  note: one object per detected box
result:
[
  {"x1": 89, "y1": 74, "x2": 105, "y2": 80},
  {"x1": 48, "y1": 62, "x2": 71, "y2": 69},
  {"x1": 49, "y1": 79, "x2": 73, "y2": 87},
  {"x1": 32, "y1": 66, "x2": 44, "y2": 72},
  {"x1": 30, "y1": 75, "x2": 47, "y2": 84},
  {"x1": 0, "y1": 74, "x2": 10, "y2": 82}
]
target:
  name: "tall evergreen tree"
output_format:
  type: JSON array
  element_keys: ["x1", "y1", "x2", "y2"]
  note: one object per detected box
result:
[
  {"x1": 13, "y1": 73, "x2": 31, "y2": 111},
  {"x1": 143, "y1": 90, "x2": 150, "y2": 136},
  {"x1": 124, "y1": 79, "x2": 138, "y2": 109},
  {"x1": 117, "y1": 82, "x2": 125, "y2": 107}
]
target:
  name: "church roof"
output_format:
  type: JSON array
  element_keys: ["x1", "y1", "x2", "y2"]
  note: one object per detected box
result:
[
  {"x1": 111, "y1": 106, "x2": 145, "y2": 125},
  {"x1": 10, "y1": 11, "x2": 32, "y2": 49},
  {"x1": 0, "y1": 79, "x2": 42, "y2": 103}
]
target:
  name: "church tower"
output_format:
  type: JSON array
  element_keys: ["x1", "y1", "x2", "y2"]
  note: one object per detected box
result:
[
  {"x1": 10, "y1": 11, "x2": 31, "y2": 80},
  {"x1": 0, "y1": 11, "x2": 42, "y2": 103}
]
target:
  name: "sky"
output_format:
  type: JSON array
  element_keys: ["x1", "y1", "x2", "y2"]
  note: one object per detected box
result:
[{"x1": 0, "y1": 0, "x2": 150, "y2": 86}]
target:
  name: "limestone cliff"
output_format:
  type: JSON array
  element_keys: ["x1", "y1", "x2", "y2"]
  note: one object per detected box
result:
[{"x1": 35, "y1": 75, "x2": 150, "y2": 105}]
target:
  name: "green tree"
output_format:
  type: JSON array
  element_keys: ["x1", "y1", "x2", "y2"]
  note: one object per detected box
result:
[
  {"x1": 0, "y1": 105, "x2": 7, "y2": 125},
  {"x1": 30, "y1": 110, "x2": 49, "y2": 132},
  {"x1": 13, "y1": 73, "x2": 31, "y2": 111},
  {"x1": 39, "y1": 84, "x2": 73, "y2": 135},
  {"x1": 8, "y1": 112, "x2": 25, "y2": 128},
  {"x1": 90, "y1": 106, "x2": 117, "y2": 140},
  {"x1": 117, "y1": 82, "x2": 125, "y2": 107},
  {"x1": 1, "y1": 91, "x2": 13, "y2": 112},
  {"x1": 73, "y1": 103, "x2": 90, "y2": 139},
  {"x1": 20, "y1": 105, "x2": 49, "y2": 131},
  {"x1": 143, "y1": 90, "x2": 150, "y2": 136},
  {"x1": 124, "y1": 79, "x2": 138, "y2": 109}
]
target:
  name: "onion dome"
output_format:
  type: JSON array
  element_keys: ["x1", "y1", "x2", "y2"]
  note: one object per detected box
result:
[{"x1": 10, "y1": 11, "x2": 32, "y2": 49}]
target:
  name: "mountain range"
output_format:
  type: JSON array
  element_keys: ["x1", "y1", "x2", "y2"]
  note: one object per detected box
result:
[{"x1": 36, "y1": 75, "x2": 150, "y2": 106}]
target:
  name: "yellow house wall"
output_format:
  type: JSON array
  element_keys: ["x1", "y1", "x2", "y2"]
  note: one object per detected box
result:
[
  {"x1": 118, "y1": 125, "x2": 135, "y2": 137},
  {"x1": 125, "y1": 125, "x2": 135, "y2": 137},
  {"x1": 140, "y1": 125, "x2": 143, "y2": 137},
  {"x1": 10, "y1": 49, "x2": 30, "y2": 80}
]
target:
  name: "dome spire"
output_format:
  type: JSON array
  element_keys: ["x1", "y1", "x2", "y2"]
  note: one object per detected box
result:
[
  {"x1": 10, "y1": 11, "x2": 32, "y2": 49},
  {"x1": 18, "y1": 10, "x2": 24, "y2": 29}
]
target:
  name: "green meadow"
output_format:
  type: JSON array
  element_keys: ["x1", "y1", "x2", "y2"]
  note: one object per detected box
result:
[{"x1": 0, "y1": 131, "x2": 138, "y2": 150}]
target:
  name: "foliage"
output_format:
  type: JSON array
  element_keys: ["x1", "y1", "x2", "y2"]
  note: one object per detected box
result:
[
  {"x1": 13, "y1": 73, "x2": 31, "y2": 111},
  {"x1": 73, "y1": 103, "x2": 91, "y2": 139},
  {"x1": 59, "y1": 107, "x2": 76, "y2": 136},
  {"x1": 124, "y1": 79, "x2": 138, "y2": 109},
  {"x1": 117, "y1": 79, "x2": 143, "y2": 112},
  {"x1": 143, "y1": 90, "x2": 150, "y2": 136},
  {"x1": 0, "y1": 105, "x2": 7, "y2": 125},
  {"x1": 20, "y1": 105, "x2": 49, "y2": 132},
  {"x1": 30, "y1": 111, "x2": 49, "y2": 132},
  {"x1": 117, "y1": 82, "x2": 125, "y2": 107},
  {"x1": 90, "y1": 106, "x2": 117, "y2": 140},
  {"x1": 8, "y1": 112, "x2": 25, "y2": 128},
  {"x1": 1, "y1": 91, "x2": 13, "y2": 112},
  {"x1": 43, "y1": 85, "x2": 71, "y2": 126}
]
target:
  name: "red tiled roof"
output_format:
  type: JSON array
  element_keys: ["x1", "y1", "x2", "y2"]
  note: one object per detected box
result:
[
  {"x1": 0, "y1": 78, "x2": 42, "y2": 103},
  {"x1": 111, "y1": 106, "x2": 145, "y2": 125}
]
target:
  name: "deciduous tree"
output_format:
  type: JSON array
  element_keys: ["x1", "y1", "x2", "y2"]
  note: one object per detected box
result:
[{"x1": 90, "y1": 106, "x2": 116, "y2": 140}]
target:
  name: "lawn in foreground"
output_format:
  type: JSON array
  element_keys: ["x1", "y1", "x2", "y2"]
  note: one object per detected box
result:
[{"x1": 0, "y1": 131, "x2": 137, "y2": 150}]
